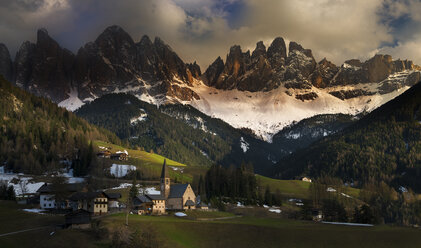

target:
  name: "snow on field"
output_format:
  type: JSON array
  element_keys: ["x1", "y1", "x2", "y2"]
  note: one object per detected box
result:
[
  {"x1": 269, "y1": 208, "x2": 281, "y2": 214},
  {"x1": 263, "y1": 204, "x2": 269, "y2": 208},
  {"x1": 60, "y1": 169, "x2": 86, "y2": 183},
  {"x1": 22, "y1": 209, "x2": 46, "y2": 214},
  {"x1": 341, "y1": 193, "x2": 352, "y2": 198},
  {"x1": 175, "y1": 212, "x2": 187, "y2": 217},
  {"x1": 110, "y1": 164, "x2": 136, "y2": 178},
  {"x1": 0, "y1": 174, "x2": 44, "y2": 196}
]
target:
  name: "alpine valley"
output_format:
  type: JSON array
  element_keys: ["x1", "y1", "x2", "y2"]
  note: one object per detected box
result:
[{"x1": 1, "y1": 25, "x2": 421, "y2": 175}]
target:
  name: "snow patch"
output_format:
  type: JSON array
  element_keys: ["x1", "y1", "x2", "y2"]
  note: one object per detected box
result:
[
  {"x1": 269, "y1": 208, "x2": 281, "y2": 213},
  {"x1": 22, "y1": 209, "x2": 46, "y2": 214},
  {"x1": 175, "y1": 212, "x2": 187, "y2": 217},
  {"x1": 58, "y1": 87, "x2": 84, "y2": 111},
  {"x1": 240, "y1": 137, "x2": 249, "y2": 153},
  {"x1": 110, "y1": 164, "x2": 136, "y2": 178}
]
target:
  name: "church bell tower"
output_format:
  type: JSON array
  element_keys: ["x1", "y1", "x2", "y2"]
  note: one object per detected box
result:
[{"x1": 160, "y1": 159, "x2": 170, "y2": 198}]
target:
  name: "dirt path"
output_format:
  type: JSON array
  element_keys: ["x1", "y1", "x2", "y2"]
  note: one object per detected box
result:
[{"x1": 0, "y1": 226, "x2": 52, "y2": 237}]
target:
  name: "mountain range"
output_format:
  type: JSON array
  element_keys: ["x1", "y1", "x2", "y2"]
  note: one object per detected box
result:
[{"x1": 0, "y1": 25, "x2": 420, "y2": 141}]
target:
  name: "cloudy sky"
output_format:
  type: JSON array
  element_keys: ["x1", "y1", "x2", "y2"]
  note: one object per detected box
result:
[{"x1": 1, "y1": 0, "x2": 421, "y2": 70}]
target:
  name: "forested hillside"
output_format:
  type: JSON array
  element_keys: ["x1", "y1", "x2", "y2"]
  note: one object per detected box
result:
[
  {"x1": 76, "y1": 93, "x2": 279, "y2": 173},
  {"x1": 0, "y1": 76, "x2": 120, "y2": 174},
  {"x1": 275, "y1": 81, "x2": 421, "y2": 191}
]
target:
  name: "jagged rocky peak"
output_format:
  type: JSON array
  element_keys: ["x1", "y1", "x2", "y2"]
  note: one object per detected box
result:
[
  {"x1": 251, "y1": 41, "x2": 266, "y2": 59},
  {"x1": 203, "y1": 56, "x2": 224, "y2": 86},
  {"x1": 0, "y1": 43, "x2": 13, "y2": 81},
  {"x1": 285, "y1": 41, "x2": 316, "y2": 80},
  {"x1": 95, "y1": 25, "x2": 135, "y2": 51},
  {"x1": 343, "y1": 59, "x2": 362, "y2": 68},
  {"x1": 186, "y1": 61, "x2": 201, "y2": 78},
  {"x1": 267, "y1": 37, "x2": 287, "y2": 67},
  {"x1": 310, "y1": 58, "x2": 339, "y2": 88},
  {"x1": 12, "y1": 28, "x2": 75, "y2": 102}
]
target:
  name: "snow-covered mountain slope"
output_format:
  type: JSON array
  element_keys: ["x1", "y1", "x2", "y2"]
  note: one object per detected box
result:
[{"x1": 188, "y1": 78, "x2": 410, "y2": 142}]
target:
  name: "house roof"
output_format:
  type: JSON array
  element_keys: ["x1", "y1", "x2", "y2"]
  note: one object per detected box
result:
[
  {"x1": 104, "y1": 192, "x2": 121, "y2": 200},
  {"x1": 184, "y1": 200, "x2": 195, "y2": 206},
  {"x1": 65, "y1": 209, "x2": 91, "y2": 225},
  {"x1": 37, "y1": 183, "x2": 85, "y2": 194},
  {"x1": 69, "y1": 191, "x2": 106, "y2": 201},
  {"x1": 168, "y1": 184, "x2": 189, "y2": 198},
  {"x1": 160, "y1": 159, "x2": 168, "y2": 179},
  {"x1": 146, "y1": 194, "x2": 165, "y2": 201},
  {"x1": 133, "y1": 195, "x2": 152, "y2": 206}
]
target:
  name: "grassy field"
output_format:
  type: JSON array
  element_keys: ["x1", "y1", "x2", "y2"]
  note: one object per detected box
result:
[
  {"x1": 0, "y1": 201, "x2": 105, "y2": 248},
  {"x1": 3, "y1": 201, "x2": 421, "y2": 248},
  {"x1": 94, "y1": 140, "x2": 208, "y2": 183},
  {"x1": 102, "y1": 211, "x2": 421, "y2": 248}
]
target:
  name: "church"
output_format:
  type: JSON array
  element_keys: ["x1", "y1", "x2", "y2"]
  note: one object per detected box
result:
[
  {"x1": 133, "y1": 160, "x2": 196, "y2": 214},
  {"x1": 160, "y1": 160, "x2": 196, "y2": 210}
]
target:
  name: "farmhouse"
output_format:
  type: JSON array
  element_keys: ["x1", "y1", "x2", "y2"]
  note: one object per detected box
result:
[
  {"x1": 37, "y1": 183, "x2": 86, "y2": 209},
  {"x1": 133, "y1": 194, "x2": 166, "y2": 215},
  {"x1": 69, "y1": 191, "x2": 109, "y2": 215},
  {"x1": 110, "y1": 153, "x2": 128, "y2": 161},
  {"x1": 104, "y1": 192, "x2": 122, "y2": 210},
  {"x1": 97, "y1": 150, "x2": 111, "y2": 158}
]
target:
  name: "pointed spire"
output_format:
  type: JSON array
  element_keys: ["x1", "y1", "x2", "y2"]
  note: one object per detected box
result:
[{"x1": 161, "y1": 159, "x2": 168, "y2": 178}]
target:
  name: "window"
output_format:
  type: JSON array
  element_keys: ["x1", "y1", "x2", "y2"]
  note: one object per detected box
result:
[{"x1": 44, "y1": 204, "x2": 46, "y2": 207}]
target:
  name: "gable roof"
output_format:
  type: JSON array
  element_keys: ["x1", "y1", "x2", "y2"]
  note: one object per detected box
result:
[
  {"x1": 168, "y1": 184, "x2": 189, "y2": 198},
  {"x1": 104, "y1": 192, "x2": 121, "y2": 200},
  {"x1": 161, "y1": 159, "x2": 169, "y2": 179},
  {"x1": 146, "y1": 194, "x2": 165, "y2": 201},
  {"x1": 69, "y1": 191, "x2": 106, "y2": 201},
  {"x1": 37, "y1": 183, "x2": 85, "y2": 194}
]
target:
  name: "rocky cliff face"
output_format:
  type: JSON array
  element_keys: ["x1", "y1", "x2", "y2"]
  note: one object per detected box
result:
[
  {"x1": 1, "y1": 25, "x2": 201, "y2": 104},
  {"x1": 12, "y1": 29, "x2": 75, "y2": 102},
  {"x1": 0, "y1": 44, "x2": 12, "y2": 82},
  {"x1": 203, "y1": 37, "x2": 420, "y2": 100}
]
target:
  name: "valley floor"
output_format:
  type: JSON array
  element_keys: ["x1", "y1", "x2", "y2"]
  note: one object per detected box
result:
[{"x1": 2, "y1": 201, "x2": 421, "y2": 248}]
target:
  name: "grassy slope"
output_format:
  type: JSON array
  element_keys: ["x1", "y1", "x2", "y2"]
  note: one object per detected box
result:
[
  {"x1": 103, "y1": 213, "x2": 421, "y2": 248},
  {"x1": 0, "y1": 201, "x2": 104, "y2": 248},
  {"x1": 257, "y1": 175, "x2": 361, "y2": 199}
]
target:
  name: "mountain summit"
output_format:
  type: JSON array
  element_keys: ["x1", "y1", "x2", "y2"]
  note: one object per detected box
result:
[{"x1": 0, "y1": 25, "x2": 420, "y2": 140}]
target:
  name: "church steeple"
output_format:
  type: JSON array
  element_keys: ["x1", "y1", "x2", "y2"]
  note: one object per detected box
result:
[{"x1": 160, "y1": 159, "x2": 170, "y2": 198}]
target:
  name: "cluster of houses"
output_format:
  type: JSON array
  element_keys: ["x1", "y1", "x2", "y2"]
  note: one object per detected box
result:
[{"x1": 33, "y1": 160, "x2": 208, "y2": 228}]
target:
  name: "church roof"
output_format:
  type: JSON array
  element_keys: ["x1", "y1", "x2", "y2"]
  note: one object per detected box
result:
[
  {"x1": 168, "y1": 184, "x2": 189, "y2": 198},
  {"x1": 160, "y1": 159, "x2": 169, "y2": 178}
]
